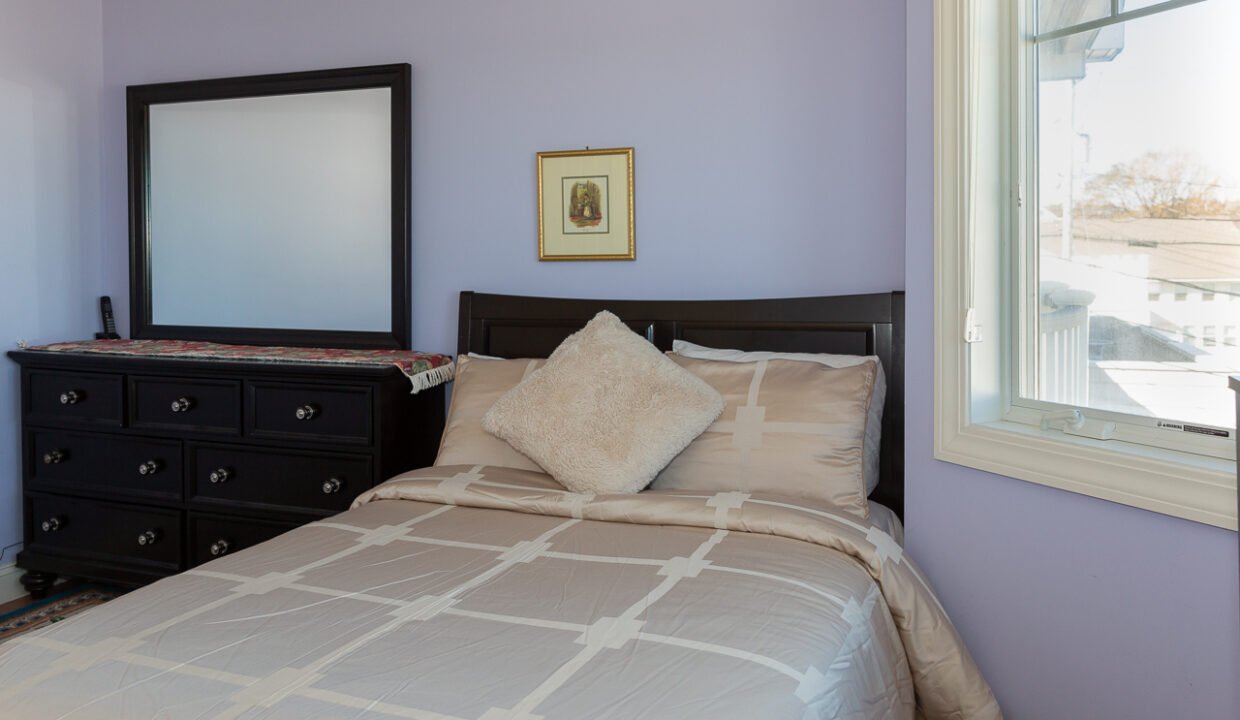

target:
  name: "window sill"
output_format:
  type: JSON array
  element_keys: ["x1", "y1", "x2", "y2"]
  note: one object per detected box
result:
[{"x1": 935, "y1": 417, "x2": 1237, "y2": 529}]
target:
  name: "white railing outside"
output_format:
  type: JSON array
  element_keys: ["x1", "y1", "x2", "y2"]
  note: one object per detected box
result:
[{"x1": 1040, "y1": 284, "x2": 1094, "y2": 406}]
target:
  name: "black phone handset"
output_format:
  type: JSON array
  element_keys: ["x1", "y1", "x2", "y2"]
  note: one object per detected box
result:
[{"x1": 96, "y1": 296, "x2": 120, "y2": 340}]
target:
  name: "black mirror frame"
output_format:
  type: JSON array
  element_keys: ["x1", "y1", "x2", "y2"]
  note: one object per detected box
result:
[{"x1": 127, "y1": 63, "x2": 412, "y2": 350}]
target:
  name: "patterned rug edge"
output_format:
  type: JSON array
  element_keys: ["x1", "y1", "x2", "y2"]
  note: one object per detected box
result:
[{"x1": 0, "y1": 585, "x2": 119, "y2": 643}]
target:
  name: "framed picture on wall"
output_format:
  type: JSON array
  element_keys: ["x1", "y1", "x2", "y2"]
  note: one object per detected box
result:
[{"x1": 537, "y1": 147, "x2": 635, "y2": 261}]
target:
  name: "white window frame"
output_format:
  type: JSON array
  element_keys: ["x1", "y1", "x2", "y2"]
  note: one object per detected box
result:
[{"x1": 932, "y1": 0, "x2": 1237, "y2": 530}]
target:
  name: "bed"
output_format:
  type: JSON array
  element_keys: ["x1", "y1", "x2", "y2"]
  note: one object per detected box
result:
[{"x1": 0, "y1": 291, "x2": 1000, "y2": 719}]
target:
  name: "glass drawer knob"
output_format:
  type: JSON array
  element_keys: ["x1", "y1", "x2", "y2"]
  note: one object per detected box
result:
[
  {"x1": 321, "y1": 477, "x2": 343, "y2": 494},
  {"x1": 209, "y1": 539, "x2": 231, "y2": 557},
  {"x1": 59, "y1": 390, "x2": 81, "y2": 405},
  {"x1": 137, "y1": 529, "x2": 160, "y2": 546},
  {"x1": 43, "y1": 449, "x2": 67, "y2": 465},
  {"x1": 138, "y1": 459, "x2": 162, "y2": 476},
  {"x1": 208, "y1": 467, "x2": 233, "y2": 484},
  {"x1": 40, "y1": 517, "x2": 63, "y2": 532},
  {"x1": 295, "y1": 404, "x2": 318, "y2": 421},
  {"x1": 170, "y1": 397, "x2": 194, "y2": 413}
]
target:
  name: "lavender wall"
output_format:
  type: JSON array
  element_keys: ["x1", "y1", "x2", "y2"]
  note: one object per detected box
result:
[
  {"x1": 11, "y1": 1, "x2": 1235, "y2": 717},
  {"x1": 98, "y1": 0, "x2": 908, "y2": 352},
  {"x1": 904, "y1": 2, "x2": 1240, "y2": 718},
  {"x1": 0, "y1": 0, "x2": 104, "y2": 587}
]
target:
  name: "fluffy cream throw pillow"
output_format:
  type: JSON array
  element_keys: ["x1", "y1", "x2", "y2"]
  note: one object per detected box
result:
[{"x1": 482, "y1": 311, "x2": 725, "y2": 494}]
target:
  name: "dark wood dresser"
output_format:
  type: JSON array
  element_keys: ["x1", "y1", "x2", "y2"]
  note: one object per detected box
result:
[{"x1": 7, "y1": 350, "x2": 445, "y2": 596}]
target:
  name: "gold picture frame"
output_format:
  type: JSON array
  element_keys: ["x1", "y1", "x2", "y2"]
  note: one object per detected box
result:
[{"x1": 537, "y1": 147, "x2": 635, "y2": 261}]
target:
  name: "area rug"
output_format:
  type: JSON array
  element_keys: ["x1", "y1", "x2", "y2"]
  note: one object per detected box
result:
[{"x1": 0, "y1": 585, "x2": 119, "y2": 643}]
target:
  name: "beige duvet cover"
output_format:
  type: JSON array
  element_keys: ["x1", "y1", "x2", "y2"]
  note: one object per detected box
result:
[{"x1": 0, "y1": 466, "x2": 999, "y2": 719}]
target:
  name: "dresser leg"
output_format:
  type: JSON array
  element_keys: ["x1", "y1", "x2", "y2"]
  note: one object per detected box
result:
[{"x1": 20, "y1": 571, "x2": 57, "y2": 600}]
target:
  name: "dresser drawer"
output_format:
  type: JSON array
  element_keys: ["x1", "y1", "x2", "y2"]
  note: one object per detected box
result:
[
  {"x1": 187, "y1": 513, "x2": 296, "y2": 567},
  {"x1": 26, "y1": 370, "x2": 124, "y2": 427},
  {"x1": 247, "y1": 381, "x2": 372, "y2": 445},
  {"x1": 29, "y1": 430, "x2": 182, "y2": 501},
  {"x1": 131, "y1": 376, "x2": 241, "y2": 435},
  {"x1": 188, "y1": 443, "x2": 371, "y2": 514},
  {"x1": 29, "y1": 494, "x2": 182, "y2": 569}
]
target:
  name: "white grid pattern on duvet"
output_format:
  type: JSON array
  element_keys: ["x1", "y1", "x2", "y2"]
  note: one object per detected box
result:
[{"x1": 0, "y1": 466, "x2": 902, "y2": 720}]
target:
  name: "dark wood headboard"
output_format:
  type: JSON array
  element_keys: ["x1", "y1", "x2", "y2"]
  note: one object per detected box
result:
[{"x1": 457, "y1": 291, "x2": 905, "y2": 518}]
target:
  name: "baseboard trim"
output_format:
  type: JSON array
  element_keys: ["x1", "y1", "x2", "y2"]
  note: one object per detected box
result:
[{"x1": 0, "y1": 563, "x2": 26, "y2": 604}]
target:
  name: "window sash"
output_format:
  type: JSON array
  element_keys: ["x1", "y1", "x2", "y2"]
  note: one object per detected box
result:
[
  {"x1": 1034, "y1": 0, "x2": 1209, "y2": 42},
  {"x1": 1008, "y1": 0, "x2": 1235, "y2": 459}
]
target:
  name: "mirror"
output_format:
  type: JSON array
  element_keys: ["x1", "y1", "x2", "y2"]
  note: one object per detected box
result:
[{"x1": 128, "y1": 64, "x2": 411, "y2": 349}]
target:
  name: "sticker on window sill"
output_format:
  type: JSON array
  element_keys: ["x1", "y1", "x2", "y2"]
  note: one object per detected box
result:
[{"x1": 1156, "y1": 421, "x2": 1231, "y2": 438}]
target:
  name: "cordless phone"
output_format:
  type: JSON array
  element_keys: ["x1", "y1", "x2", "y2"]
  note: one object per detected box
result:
[{"x1": 95, "y1": 296, "x2": 120, "y2": 339}]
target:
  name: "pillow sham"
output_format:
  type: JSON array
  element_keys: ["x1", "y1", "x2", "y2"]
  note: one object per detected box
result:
[
  {"x1": 671, "y1": 339, "x2": 886, "y2": 495},
  {"x1": 433, "y1": 354, "x2": 546, "y2": 472},
  {"x1": 651, "y1": 354, "x2": 880, "y2": 519},
  {"x1": 483, "y1": 311, "x2": 726, "y2": 495}
]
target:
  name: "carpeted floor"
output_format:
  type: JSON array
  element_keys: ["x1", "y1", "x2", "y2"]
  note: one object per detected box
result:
[{"x1": 0, "y1": 585, "x2": 120, "y2": 643}]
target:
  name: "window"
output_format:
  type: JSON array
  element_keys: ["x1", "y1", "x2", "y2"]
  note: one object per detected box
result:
[
  {"x1": 933, "y1": 0, "x2": 1237, "y2": 530},
  {"x1": 1021, "y1": 0, "x2": 1239, "y2": 436}
]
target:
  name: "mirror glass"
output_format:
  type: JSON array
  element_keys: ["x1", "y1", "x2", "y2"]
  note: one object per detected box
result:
[
  {"x1": 148, "y1": 89, "x2": 392, "y2": 331},
  {"x1": 130, "y1": 65, "x2": 410, "y2": 349}
]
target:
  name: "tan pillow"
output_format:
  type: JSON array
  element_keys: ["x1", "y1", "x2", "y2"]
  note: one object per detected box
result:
[
  {"x1": 434, "y1": 354, "x2": 546, "y2": 472},
  {"x1": 482, "y1": 311, "x2": 725, "y2": 494},
  {"x1": 651, "y1": 355, "x2": 879, "y2": 519},
  {"x1": 671, "y1": 340, "x2": 886, "y2": 495}
]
